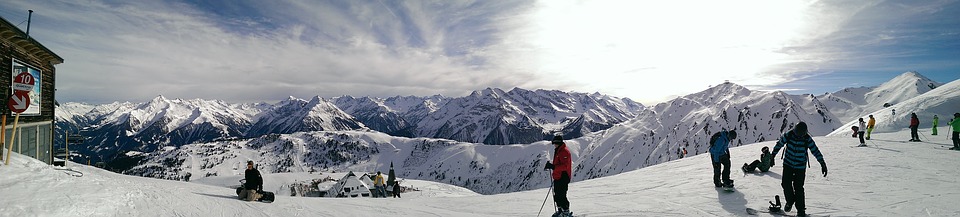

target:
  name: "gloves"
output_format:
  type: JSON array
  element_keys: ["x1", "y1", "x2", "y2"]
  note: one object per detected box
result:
[
  {"x1": 544, "y1": 161, "x2": 554, "y2": 170},
  {"x1": 820, "y1": 162, "x2": 828, "y2": 177}
]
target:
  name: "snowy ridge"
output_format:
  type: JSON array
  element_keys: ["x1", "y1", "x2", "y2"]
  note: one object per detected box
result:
[
  {"x1": 245, "y1": 96, "x2": 366, "y2": 136},
  {"x1": 4, "y1": 128, "x2": 959, "y2": 216},
  {"x1": 568, "y1": 82, "x2": 842, "y2": 179},
  {"x1": 828, "y1": 78, "x2": 960, "y2": 136},
  {"x1": 125, "y1": 82, "x2": 845, "y2": 195},
  {"x1": 817, "y1": 71, "x2": 941, "y2": 123}
]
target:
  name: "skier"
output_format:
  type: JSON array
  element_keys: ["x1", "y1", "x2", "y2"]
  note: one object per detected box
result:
[
  {"x1": 892, "y1": 108, "x2": 896, "y2": 116},
  {"x1": 741, "y1": 146, "x2": 774, "y2": 173},
  {"x1": 393, "y1": 180, "x2": 402, "y2": 198},
  {"x1": 932, "y1": 115, "x2": 939, "y2": 136},
  {"x1": 770, "y1": 122, "x2": 827, "y2": 217},
  {"x1": 374, "y1": 171, "x2": 386, "y2": 198},
  {"x1": 240, "y1": 161, "x2": 263, "y2": 201},
  {"x1": 866, "y1": 115, "x2": 876, "y2": 140},
  {"x1": 544, "y1": 135, "x2": 573, "y2": 217},
  {"x1": 709, "y1": 130, "x2": 737, "y2": 188},
  {"x1": 950, "y1": 113, "x2": 960, "y2": 150},
  {"x1": 857, "y1": 118, "x2": 867, "y2": 147},
  {"x1": 909, "y1": 113, "x2": 921, "y2": 142}
]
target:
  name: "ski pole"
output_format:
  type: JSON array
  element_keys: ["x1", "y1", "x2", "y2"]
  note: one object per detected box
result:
[
  {"x1": 919, "y1": 130, "x2": 930, "y2": 141},
  {"x1": 537, "y1": 182, "x2": 554, "y2": 217}
]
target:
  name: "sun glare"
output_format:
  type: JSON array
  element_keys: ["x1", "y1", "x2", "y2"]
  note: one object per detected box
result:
[{"x1": 522, "y1": 0, "x2": 812, "y2": 104}]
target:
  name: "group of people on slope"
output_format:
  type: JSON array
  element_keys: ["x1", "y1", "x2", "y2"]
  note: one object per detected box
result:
[
  {"x1": 372, "y1": 171, "x2": 403, "y2": 198},
  {"x1": 851, "y1": 112, "x2": 960, "y2": 148},
  {"x1": 710, "y1": 122, "x2": 827, "y2": 217}
]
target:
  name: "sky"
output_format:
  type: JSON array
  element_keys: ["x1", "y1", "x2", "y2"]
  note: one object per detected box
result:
[{"x1": 1, "y1": 0, "x2": 958, "y2": 105}]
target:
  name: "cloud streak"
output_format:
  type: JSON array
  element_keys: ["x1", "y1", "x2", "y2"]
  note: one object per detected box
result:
[{"x1": 0, "y1": 0, "x2": 956, "y2": 105}]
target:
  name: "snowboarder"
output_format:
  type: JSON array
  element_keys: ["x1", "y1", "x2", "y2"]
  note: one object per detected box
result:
[
  {"x1": 374, "y1": 171, "x2": 386, "y2": 198},
  {"x1": 709, "y1": 130, "x2": 737, "y2": 188},
  {"x1": 909, "y1": 113, "x2": 921, "y2": 142},
  {"x1": 770, "y1": 122, "x2": 827, "y2": 217},
  {"x1": 866, "y1": 115, "x2": 876, "y2": 140},
  {"x1": 741, "y1": 146, "x2": 774, "y2": 173},
  {"x1": 240, "y1": 161, "x2": 263, "y2": 201},
  {"x1": 544, "y1": 135, "x2": 573, "y2": 217},
  {"x1": 857, "y1": 118, "x2": 867, "y2": 147},
  {"x1": 932, "y1": 115, "x2": 939, "y2": 135},
  {"x1": 950, "y1": 113, "x2": 960, "y2": 150}
]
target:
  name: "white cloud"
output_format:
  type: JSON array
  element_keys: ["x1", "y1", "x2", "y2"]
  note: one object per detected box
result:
[{"x1": 2, "y1": 0, "x2": 956, "y2": 105}]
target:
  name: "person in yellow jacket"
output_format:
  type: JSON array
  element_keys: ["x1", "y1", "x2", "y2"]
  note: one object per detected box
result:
[
  {"x1": 374, "y1": 172, "x2": 386, "y2": 198},
  {"x1": 866, "y1": 115, "x2": 876, "y2": 140}
]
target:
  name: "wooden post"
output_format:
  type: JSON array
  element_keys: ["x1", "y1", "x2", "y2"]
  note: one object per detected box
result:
[
  {"x1": 65, "y1": 130, "x2": 69, "y2": 166},
  {"x1": 5, "y1": 113, "x2": 20, "y2": 165},
  {"x1": 1, "y1": 115, "x2": 5, "y2": 162},
  {"x1": 0, "y1": 115, "x2": 4, "y2": 162}
]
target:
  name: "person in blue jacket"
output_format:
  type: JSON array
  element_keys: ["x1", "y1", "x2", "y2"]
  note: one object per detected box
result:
[
  {"x1": 709, "y1": 130, "x2": 737, "y2": 188},
  {"x1": 771, "y1": 122, "x2": 828, "y2": 217}
]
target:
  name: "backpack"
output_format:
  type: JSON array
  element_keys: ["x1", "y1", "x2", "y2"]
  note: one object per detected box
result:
[{"x1": 709, "y1": 132, "x2": 722, "y2": 148}]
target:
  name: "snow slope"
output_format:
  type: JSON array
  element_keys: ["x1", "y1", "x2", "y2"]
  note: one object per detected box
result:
[
  {"x1": 817, "y1": 71, "x2": 942, "y2": 123},
  {"x1": 829, "y1": 78, "x2": 960, "y2": 136},
  {"x1": 3, "y1": 129, "x2": 958, "y2": 216}
]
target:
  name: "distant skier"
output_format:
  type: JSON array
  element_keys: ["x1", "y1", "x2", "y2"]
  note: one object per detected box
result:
[
  {"x1": 709, "y1": 130, "x2": 737, "y2": 188},
  {"x1": 866, "y1": 115, "x2": 876, "y2": 140},
  {"x1": 909, "y1": 113, "x2": 921, "y2": 142},
  {"x1": 741, "y1": 146, "x2": 774, "y2": 173},
  {"x1": 950, "y1": 113, "x2": 960, "y2": 150},
  {"x1": 771, "y1": 122, "x2": 827, "y2": 217},
  {"x1": 932, "y1": 115, "x2": 939, "y2": 136},
  {"x1": 857, "y1": 118, "x2": 867, "y2": 147},
  {"x1": 374, "y1": 171, "x2": 386, "y2": 198},
  {"x1": 544, "y1": 135, "x2": 573, "y2": 217},
  {"x1": 393, "y1": 180, "x2": 402, "y2": 198},
  {"x1": 892, "y1": 108, "x2": 896, "y2": 116},
  {"x1": 240, "y1": 161, "x2": 263, "y2": 201}
]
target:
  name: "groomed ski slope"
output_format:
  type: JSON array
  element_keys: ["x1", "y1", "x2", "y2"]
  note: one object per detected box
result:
[{"x1": 2, "y1": 129, "x2": 958, "y2": 216}]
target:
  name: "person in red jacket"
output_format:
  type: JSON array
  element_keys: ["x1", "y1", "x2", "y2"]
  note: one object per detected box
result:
[
  {"x1": 544, "y1": 135, "x2": 573, "y2": 216},
  {"x1": 909, "y1": 113, "x2": 921, "y2": 142}
]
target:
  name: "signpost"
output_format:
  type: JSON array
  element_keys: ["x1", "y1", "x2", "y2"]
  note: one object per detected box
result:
[{"x1": 5, "y1": 72, "x2": 33, "y2": 165}]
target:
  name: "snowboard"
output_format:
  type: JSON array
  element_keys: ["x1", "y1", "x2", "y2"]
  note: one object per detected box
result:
[
  {"x1": 722, "y1": 186, "x2": 735, "y2": 192},
  {"x1": 746, "y1": 208, "x2": 830, "y2": 217},
  {"x1": 550, "y1": 211, "x2": 584, "y2": 217}
]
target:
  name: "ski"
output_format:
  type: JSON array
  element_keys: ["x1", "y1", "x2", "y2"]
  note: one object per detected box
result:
[{"x1": 746, "y1": 208, "x2": 830, "y2": 217}]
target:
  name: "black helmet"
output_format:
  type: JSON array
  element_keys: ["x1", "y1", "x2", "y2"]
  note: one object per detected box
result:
[{"x1": 551, "y1": 135, "x2": 564, "y2": 145}]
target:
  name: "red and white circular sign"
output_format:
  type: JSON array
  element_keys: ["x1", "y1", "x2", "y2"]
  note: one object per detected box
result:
[
  {"x1": 12, "y1": 72, "x2": 35, "y2": 92},
  {"x1": 8, "y1": 91, "x2": 30, "y2": 114}
]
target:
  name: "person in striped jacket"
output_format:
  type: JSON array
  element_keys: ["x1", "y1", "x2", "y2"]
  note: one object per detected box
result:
[{"x1": 771, "y1": 122, "x2": 828, "y2": 217}]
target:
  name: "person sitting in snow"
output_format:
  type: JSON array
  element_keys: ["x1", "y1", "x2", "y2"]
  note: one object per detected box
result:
[
  {"x1": 742, "y1": 146, "x2": 774, "y2": 173},
  {"x1": 240, "y1": 161, "x2": 263, "y2": 201}
]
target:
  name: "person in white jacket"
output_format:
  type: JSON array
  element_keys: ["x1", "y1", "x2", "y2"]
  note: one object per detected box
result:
[{"x1": 857, "y1": 118, "x2": 867, "y2": 147}]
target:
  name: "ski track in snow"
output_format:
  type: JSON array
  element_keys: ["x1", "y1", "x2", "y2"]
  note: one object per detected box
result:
[{"x1": 3, "y1": 129, "x2": 960, "y2": 216}]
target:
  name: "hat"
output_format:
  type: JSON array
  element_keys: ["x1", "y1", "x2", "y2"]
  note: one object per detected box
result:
[
  {"x1": 551, "y1": 135, "x2": 564, "y2": 144},
  {"x1": 247, "y1": 160, "x2": 254, "y2": 165},
  {"x1": 794, "y1": 122, "x2": 808, "y2": 136}
]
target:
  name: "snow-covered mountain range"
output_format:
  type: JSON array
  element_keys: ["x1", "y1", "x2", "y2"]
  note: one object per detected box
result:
[
  {"x1": 57, "y1": 72, "x2": 958, "y2": 195},
  {"x1": 56, "y1": 87, "x2": 643, "y2": 168},
  {"x1": 817, "y1": 71, "x2": 942, "y2": 123}
]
